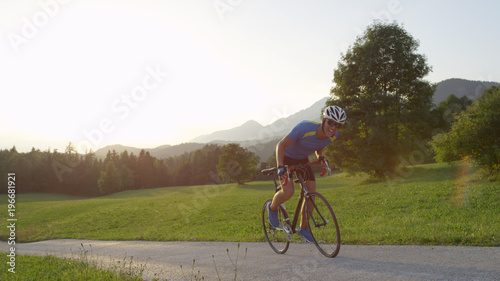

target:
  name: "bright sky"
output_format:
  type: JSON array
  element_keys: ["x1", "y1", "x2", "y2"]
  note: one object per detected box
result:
[{"x1": 1, "y1": 0, "x2": 499, "y2": 153}]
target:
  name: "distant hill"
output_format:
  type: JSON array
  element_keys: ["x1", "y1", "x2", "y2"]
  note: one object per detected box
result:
[
  {"x1": 95, "y1": 97, "x2": 330, "y2": 161},
  {"x1": 95, "y1": 144, "x2": 144, "y2": 158},
  {"x1": 95, "y1": 142, "x2": 206, "y2": 160},
  {"x1": 245, "y1": 137, "x2": 281, "y2": 163},
  {"x1": 191, "y1": 97, "x2": 328, "y2": 143},
  {"x1": 433, "y1": 78, "x2": 499, "y2": 104},
  {"x1": 191, "y1": 120, "x2": 265, "y2": 143}
]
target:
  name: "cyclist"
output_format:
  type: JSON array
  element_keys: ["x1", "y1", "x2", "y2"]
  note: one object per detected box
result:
[{"x1": 267, "y1": 105, "x2": 346, "y2": 242}]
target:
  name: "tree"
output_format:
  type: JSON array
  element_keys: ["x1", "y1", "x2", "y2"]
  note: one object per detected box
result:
[
  {"x1": 119, "y1": 165, "x2": 134, "y2": 190},
  {"x1": 83, "y1": 151, "x2": 102, "y2": 196},
  {"x1": 431, "y1": 86, "x2": 500, "y2": 173},
  {"x1": 154, "y1": 159, "x2": 171, "y2": 187},
  {"x1": 98, "y1": 162, "x2": 122, "y2": 194},
  {"x1": 326, "y1": 21, "x2": 435, "y2": 178},
  {"x1": 172, "y1": 153, "x2": 192, "y2": 186},
  {"x1": 189, "y1": 144, "x2": 222, "y2": 185},
  {"x1": 216, "y1": 143, "x2": 258, "y2": 185},
  {"x1": 432, "y1": 94, "x2": 473, "y2": 132},
  {"x1": 136, "y1": 150, "x2": 155, "y2": 189}
]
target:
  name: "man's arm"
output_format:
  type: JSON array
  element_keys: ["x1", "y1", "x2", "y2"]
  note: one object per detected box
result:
[
  {"x1": 315, "y1": 147, "x2": 325, "y2": 159},
  {"x1": 316, "y1": 147, "x2": 330, "y2": 172},
  {"x1": 276, "y1": 135, "x2": 293, "y2": 167}
]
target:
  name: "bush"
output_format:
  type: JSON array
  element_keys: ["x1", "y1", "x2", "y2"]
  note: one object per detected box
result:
[{"x1": 431, "y1": 86, "x2": 500, "y2": 173}]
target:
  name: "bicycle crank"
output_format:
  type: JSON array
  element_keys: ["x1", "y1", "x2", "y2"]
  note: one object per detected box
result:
[{"x1": 282, "y1": 223, "x2": 294, "y2": 242}]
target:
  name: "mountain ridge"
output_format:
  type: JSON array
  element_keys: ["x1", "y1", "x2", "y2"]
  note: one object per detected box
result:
[
  {"x1": 191, "y1": 119, "x2": 265, "y2": 143},
  {"x1": 95, "y1": 97, "x2": 328, "y2": 161},
  {"x1": 433, "y1": 78, "x2": 499, "y2": 104},
  {"x1": 95, "y1": 78, "x2": 499, "y2": 161},
  {"x1": 191, "y1": 97, "x2": 328, "y2": 143}
]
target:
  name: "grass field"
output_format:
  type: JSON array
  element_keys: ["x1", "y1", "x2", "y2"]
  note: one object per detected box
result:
[
  {"x1": 1, "y1": 162, "x2": 499, "y2": 246},
  {"x1": 0, "y1": 254, "x2": 145, "y2": 280}
]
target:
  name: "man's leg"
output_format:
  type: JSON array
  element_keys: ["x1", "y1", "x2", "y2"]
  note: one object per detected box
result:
[
  {"x1": 269, "y1": 181, "x2": 294, "y2": 212},
  {"x1": 300, "y1": 180, "x2": 316, "y2": 229},
  {"x1": 295, "y1": 180, "x2": 316, "y2": 242},
  {"x1": 267, "y1": 180, "x2": 294, "y2": 227}
]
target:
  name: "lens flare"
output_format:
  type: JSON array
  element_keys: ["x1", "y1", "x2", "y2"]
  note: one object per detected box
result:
[{"x1": 453, "y1": 156, "x2": 472, "y2": 206}]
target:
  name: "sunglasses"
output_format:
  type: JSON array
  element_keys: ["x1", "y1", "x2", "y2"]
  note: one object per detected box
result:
[{"x1": 326, "y1": 119, "x2": 342, "y2": 128}]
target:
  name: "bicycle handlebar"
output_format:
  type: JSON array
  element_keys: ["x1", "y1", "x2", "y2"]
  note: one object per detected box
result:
[
  {"x1": 261, "y1": 160, "x2": 331, "y2": 185},
  {"x1": 287, "y1": 160, "x2": 331, "y2": 177}
]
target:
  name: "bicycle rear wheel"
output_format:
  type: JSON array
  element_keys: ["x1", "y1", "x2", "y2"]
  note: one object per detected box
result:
[
  {"x1": 305, "y1": 192, "x2": 341, "y2": 258},
  {"x1": 262, "y1": 199, "x2": 290, "y2": 254}
]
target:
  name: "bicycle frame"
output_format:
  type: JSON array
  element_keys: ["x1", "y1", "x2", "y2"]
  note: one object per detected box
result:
[{"x1": 266, "y1": 160, "x2": 329, "y2": 237}]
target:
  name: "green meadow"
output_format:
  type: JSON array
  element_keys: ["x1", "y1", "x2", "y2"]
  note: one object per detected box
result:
[
  {"x1": 1, "y1": 162, "x2": 499, "y2": 246},
  {"x1": 0, "y1": 254, "x2": 144, "y2": 281}
]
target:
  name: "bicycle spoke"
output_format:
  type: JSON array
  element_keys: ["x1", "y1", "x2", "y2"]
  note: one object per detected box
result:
[{"x1": 306, "y1": 193, "x2": 341, "y2": 258}]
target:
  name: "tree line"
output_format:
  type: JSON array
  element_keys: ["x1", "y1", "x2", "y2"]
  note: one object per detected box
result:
[{"x1": 0, "y1": 143, "x2": 263, "y2": 196}]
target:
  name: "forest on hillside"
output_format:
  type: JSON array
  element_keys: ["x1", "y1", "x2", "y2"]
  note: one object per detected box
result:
[{"x1": 0, "y1": 143, "x2": 269, "y2": 196}]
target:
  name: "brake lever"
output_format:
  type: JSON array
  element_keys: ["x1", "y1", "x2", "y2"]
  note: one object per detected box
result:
[
  {"x1": 279, "y1": 165, "x2": 291, "y2": 186},
  {"x1": 320, "y1": 159, "x2": 331, "y2": 177},
  {"x1": 286, "y1": 165, "x2": 291, "y2": 183}
]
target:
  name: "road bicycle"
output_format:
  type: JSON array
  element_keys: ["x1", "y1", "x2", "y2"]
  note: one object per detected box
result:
[{"x1": 261, "y1": 160, "x2": 341, "y2": 258}]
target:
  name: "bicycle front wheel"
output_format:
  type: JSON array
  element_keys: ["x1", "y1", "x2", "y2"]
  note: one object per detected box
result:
[
  {"x1": 305, "y1": 192, "x2": 341, "y2": 258},
  {"x1": 262, "y1": 199, "x2": 290, "y2": 254}
]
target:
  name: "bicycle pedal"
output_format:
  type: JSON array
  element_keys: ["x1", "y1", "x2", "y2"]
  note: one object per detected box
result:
[{"x1": 282, "y1": 224, "x2": 294, "y2": 242}]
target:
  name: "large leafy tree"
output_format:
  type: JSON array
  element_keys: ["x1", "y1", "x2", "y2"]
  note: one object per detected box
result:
[
  {"x1": 217, "y1": 143, "x2": 259, "y2": 185},
  {"x1": 326, "y1": 21, "x2": 435, "y2": 178},
  {"x1": 431, "y1": 86, "x2": 500, "y2": 173}
]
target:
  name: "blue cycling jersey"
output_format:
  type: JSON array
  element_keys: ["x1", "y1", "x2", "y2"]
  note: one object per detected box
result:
[{"x1": 285, "y1": 120, "x2": 339, "y2": 160}]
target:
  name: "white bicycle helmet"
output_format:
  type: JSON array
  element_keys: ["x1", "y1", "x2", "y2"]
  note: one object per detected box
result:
[{"x1": 324, "y1": 105, "x2": 347, "y2": 124}]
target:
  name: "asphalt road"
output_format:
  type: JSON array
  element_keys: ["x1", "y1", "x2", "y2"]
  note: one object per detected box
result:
[{"x1": 3, "y1": 239, "x2": 500, "y2": 280}]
